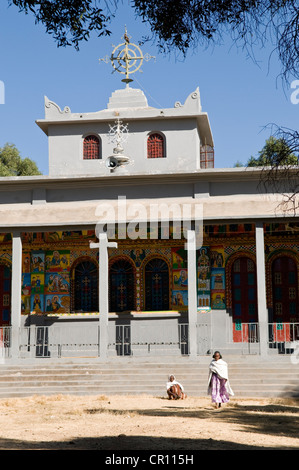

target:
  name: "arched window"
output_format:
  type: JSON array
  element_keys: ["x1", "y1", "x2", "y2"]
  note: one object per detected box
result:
[
  {"x1": 147, "y1": 133, "x2": 165, "y2": 159},
  {"x1": 72, "y1": 259, "x2": 98, "y2": 312},
  {"x1": 83, "y1": 135, "x2": 100, "y2": 160},
  {"x1": 109, "y1": 259, "x2": 135, "y2": 312},
  {"x1": 272, "y1": 256, "x2": 298, "y2": 323},
  {"x1": 0, "y1": 264, "x2": 11, "y2": 326},
  {"x1": 144, "y1": 258, "x2": 169, "y2": 310},
  {"x1": 231, "y1": 256, "x2": 257, "y2": 341}
]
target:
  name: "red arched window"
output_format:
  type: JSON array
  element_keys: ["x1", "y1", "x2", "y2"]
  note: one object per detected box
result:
[
  {"x1": 83, "y1": 135, "x2": 100, "y2": 160},
  {"x1": 147, "y1": 133, "x2": 165, "y2": 159}
]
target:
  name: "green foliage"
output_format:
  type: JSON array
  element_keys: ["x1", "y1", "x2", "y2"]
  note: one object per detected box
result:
[
  {"x1": 133, "y1": 0, "x2": 299, "y2": 82},
  {"x1": 247, "y1": 136, "x2": 298, "y2": 167},
  {"x1": 9, "y1": 0, "x2": 113, "y2": 50},
  {"x1": 0, "y1": 143, "x2": 42, "y2": 176}
]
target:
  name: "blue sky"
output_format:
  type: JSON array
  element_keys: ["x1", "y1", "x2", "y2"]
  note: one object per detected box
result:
[{"x1": 0, "y1": 1, "x2": 298, "y2": 175}]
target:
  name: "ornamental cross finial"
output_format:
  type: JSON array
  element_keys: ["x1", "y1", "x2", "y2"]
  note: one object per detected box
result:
[{"x1": 99, "y1": 27, "x2": 155, "y2": 86}]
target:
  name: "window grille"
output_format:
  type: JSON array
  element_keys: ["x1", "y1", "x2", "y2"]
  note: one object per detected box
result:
[
  {"x1": 83, "y1": 135, "x2": 100, "y2": 160},
  {"x1": 200, "y1": 144, "x2": 214, "y2": 168},
  {"x1": 147, "y1": 133, "x2": 165, "y2": 159}
]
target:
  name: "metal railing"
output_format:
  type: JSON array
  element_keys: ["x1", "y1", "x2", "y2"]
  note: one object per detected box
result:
[
  {"x1": 226, "y1": 321, "x2": 260, "y2": 354},
  {"x1": 19, "y1": 325, "x2": 100, "y2": 358},
  {"x1": 268, "y1": 322, "x2": 299, "y2": 354},
  {"x1": 0, "y1": 321, "x2": 298, "y2": 359},
  {"x1": 108, "y1": 323, "x2": 189, "y2": 356},
  {"x1": 0, "y1": 327, "x2": 11, "y2": 359}
]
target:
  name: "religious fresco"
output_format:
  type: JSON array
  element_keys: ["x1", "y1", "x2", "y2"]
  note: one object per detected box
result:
[
  {"x1": 31, "y1": 273, "x2": 45, "y2": 294},
  {"x1": 31, "y1": 293, "x2": 44, "y2": 314},
  {"x1": 21, "y1": 295, "x2": 31, "y2": 314},
  {"x1": 171, "y1": 247, "x2": 188, "y2": 310},
  {"x1": 22, "y1": 252, "x2": 31, "y2": 273},
  {"x1": 31, "y1": 251, "x2": 45, "y2": 272},
  {"x1": 264, "y1": 222, "x2": 299, "y2": 236},
  {"x1": 205, "y1": 223, "x2": 255, "y2": 239},
  {"x1": 130, "y1": 249, "x2": 146, "y2": 267},
  {"x1": 210, "y1": 245, "x2": 226, "y2": 309},
  {"x1": 44, "y1": 230, "x2": 95, "y2": 242},
  {"x1": 45, "y1": 250, "x2": 70, "y2": 271},
  {"x1": 0, "y1": 234, "x2": 11, "y2": 243},
  {"x1": 0, "y1": 226, "x2": 297, "y2": 325},
  {"x1": 211, "y1": 292, "x2": 226, "y2": 309},
  {"x1": 172, "y1": 269, "x2": 188, "y2": 288},
  {"x1": 172, "y1": 290, "x2": 188, "y2": 308},
  {"x1": 197, "y1": 246, "x2": 210, "y2": 309},
  {"x1": 45, "y1": 272, "x2": 70, "y2": 294},
  {"x1": 20, "y1": 248, "x2": 71, "y2": 315},
  {"x1": 45, "y1": 294, "x2": 70, "y2": 313}
]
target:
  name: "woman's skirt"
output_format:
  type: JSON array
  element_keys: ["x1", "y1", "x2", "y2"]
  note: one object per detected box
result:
[{"x1": 210, "y1": 372, "x2": 230, "y2": 404}]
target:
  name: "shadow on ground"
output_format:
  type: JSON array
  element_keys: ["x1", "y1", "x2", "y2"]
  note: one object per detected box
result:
[
  {"x1": 0, "y1": 434, "x2": 296, "y2": 450},
  {"x1": 84, "y1": 401, "x2": 299, "y2": 441}
]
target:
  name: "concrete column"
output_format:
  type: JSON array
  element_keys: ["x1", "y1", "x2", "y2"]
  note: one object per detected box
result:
[
  {"x1": 255, "y1": 222, "x2": 268, "y2": 356},
  {"x1": 187, "y1": 230, "x2": 197, "y2": 358},
  {"x1": 90, "y1": 233, "x2": 117, "y2": 360},
  {"x1": 11, "y1": 232, "x2": 22, "y2": 360}
]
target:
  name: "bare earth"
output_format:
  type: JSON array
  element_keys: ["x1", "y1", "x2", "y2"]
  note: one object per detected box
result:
[{"x1": 0, "y1": 394, "x2": 298, "y2": 450}]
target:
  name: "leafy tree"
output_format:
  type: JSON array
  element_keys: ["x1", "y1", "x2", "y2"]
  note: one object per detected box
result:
[
  {"x1": 8, "y1": 0, "x2": 114, "y2": 50},
  {"x1": 0, "y1": 143, "x2": 42, "y2": 176},
  {"x1": 9, "y1": 1, "x2": 299, "y2": 82},
  {"x1": 247, "y1": 136, "x2": 298, "y2": 167}
]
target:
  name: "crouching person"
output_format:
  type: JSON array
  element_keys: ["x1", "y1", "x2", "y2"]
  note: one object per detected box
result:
[{"x1": 166, "y1": 374, "x2": 187, "y2": 399}]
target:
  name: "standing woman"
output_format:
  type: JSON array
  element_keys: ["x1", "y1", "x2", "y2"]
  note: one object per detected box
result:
[{"x1": 208, "y1": 351, "x2": 234, "y2": 408}]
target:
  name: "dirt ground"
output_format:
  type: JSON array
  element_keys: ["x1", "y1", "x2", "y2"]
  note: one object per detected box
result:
[{"x1": 0, "y1": 394, "x2": 297, "y2": 451}]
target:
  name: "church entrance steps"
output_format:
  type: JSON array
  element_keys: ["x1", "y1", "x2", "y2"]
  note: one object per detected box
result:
[{"x1": 0, "y1": 359, "x2": 297, "y2": 398}]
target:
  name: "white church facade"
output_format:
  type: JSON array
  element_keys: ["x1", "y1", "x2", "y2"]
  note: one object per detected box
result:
[{"x1": 0, "y1": 33, "x2": 298, "y2": 362}]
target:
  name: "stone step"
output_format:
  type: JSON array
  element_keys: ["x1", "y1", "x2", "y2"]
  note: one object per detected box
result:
[
  {"x1": 0, "y1": 373, "x2": 295, "y2": 383},
  {"x1": 0, "y1": 360, "x2": 296, "y2": 399},
  {"x1": 0, "y1": 386, "x2": 296, "y2": 399}
]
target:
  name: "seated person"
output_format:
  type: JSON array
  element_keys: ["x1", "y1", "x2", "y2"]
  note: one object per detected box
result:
[{"x1": 166, "y1": 374, "x2": 187, "y2": 399}]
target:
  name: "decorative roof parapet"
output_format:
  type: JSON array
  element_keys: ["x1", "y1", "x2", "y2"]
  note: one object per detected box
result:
[{"x1": 44, "y1": 96, "x2": 71, "y2": 119}]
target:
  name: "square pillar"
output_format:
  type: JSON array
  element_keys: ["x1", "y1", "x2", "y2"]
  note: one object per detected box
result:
[
  {"x1": 90, "y1": 233, "x2": 117, "y2": 360},
  {"x1": 11, "y1": 232, "x2": 22, "y2": 359},
  {"x1": 187, "y1": 230, "x2": 197, "y2": 358},
  {"x1": 255, "y1": 222, "x2": 268, "y2": 356}
]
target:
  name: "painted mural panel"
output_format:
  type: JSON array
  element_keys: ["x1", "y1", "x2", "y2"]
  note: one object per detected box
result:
[
  {"x1": 172, "y1": 290, "x2": 188, "y2": 308},
  {"x1": 21, "y1": 295, "x2": 31, "y2": 314},
  {"x1": 45, "y1": 250, "x2": 70, "y2": 271},
  {"x1": 45, "y1": 272, "x2": 70, "y2": 294},
  {"x1": 31, "y1": 251, "x2": 45, "y2": 273},
  {"x1": 172, "y1": 269, "x2": 188, "y2": 289},
  {"x1": 45, "y1": 294, "x2": 70, "y2": 313},
  {"x1": 31, "y1": 273, "x2": 45, "y2": 294},
  {"x1": 31, "y1": 294, "x2": 44, "y2": 314},
  {"x1": 21, "y1": 249, "x2": 71, "y2": 315},
  {"x1": 197, "y1": 246, "x2": 210, "y2": 309},
  {"x1": 22, "y1": 273, "x2": 31, "y2": 296},
  {"x1": 210, "y1": 245, "x2": 226, "y2": 310},
  {"x1": 171, "y1": 247, "x2": 188, "y2": 310},
  {"x1": 22, "y1": 252, "x2": 31, "y2": 273}
]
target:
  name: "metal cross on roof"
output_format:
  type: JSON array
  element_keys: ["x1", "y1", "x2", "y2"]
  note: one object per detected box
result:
[{"x1": 99, "y1": 27, "x2": 155, "y2": 85}]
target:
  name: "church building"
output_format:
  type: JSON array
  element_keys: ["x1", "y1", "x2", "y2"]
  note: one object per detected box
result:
[{"x1": 0, "y1": 32, "x2": 298, "y2": 361}]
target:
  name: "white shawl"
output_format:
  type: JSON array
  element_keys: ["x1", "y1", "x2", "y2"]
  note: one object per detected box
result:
[
  {"x1": 207, "y1": 359, "x2": 234, "y2": 396},
  {"x1": 166, "y1": 375, "x2": 184, "y2": 391}
]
